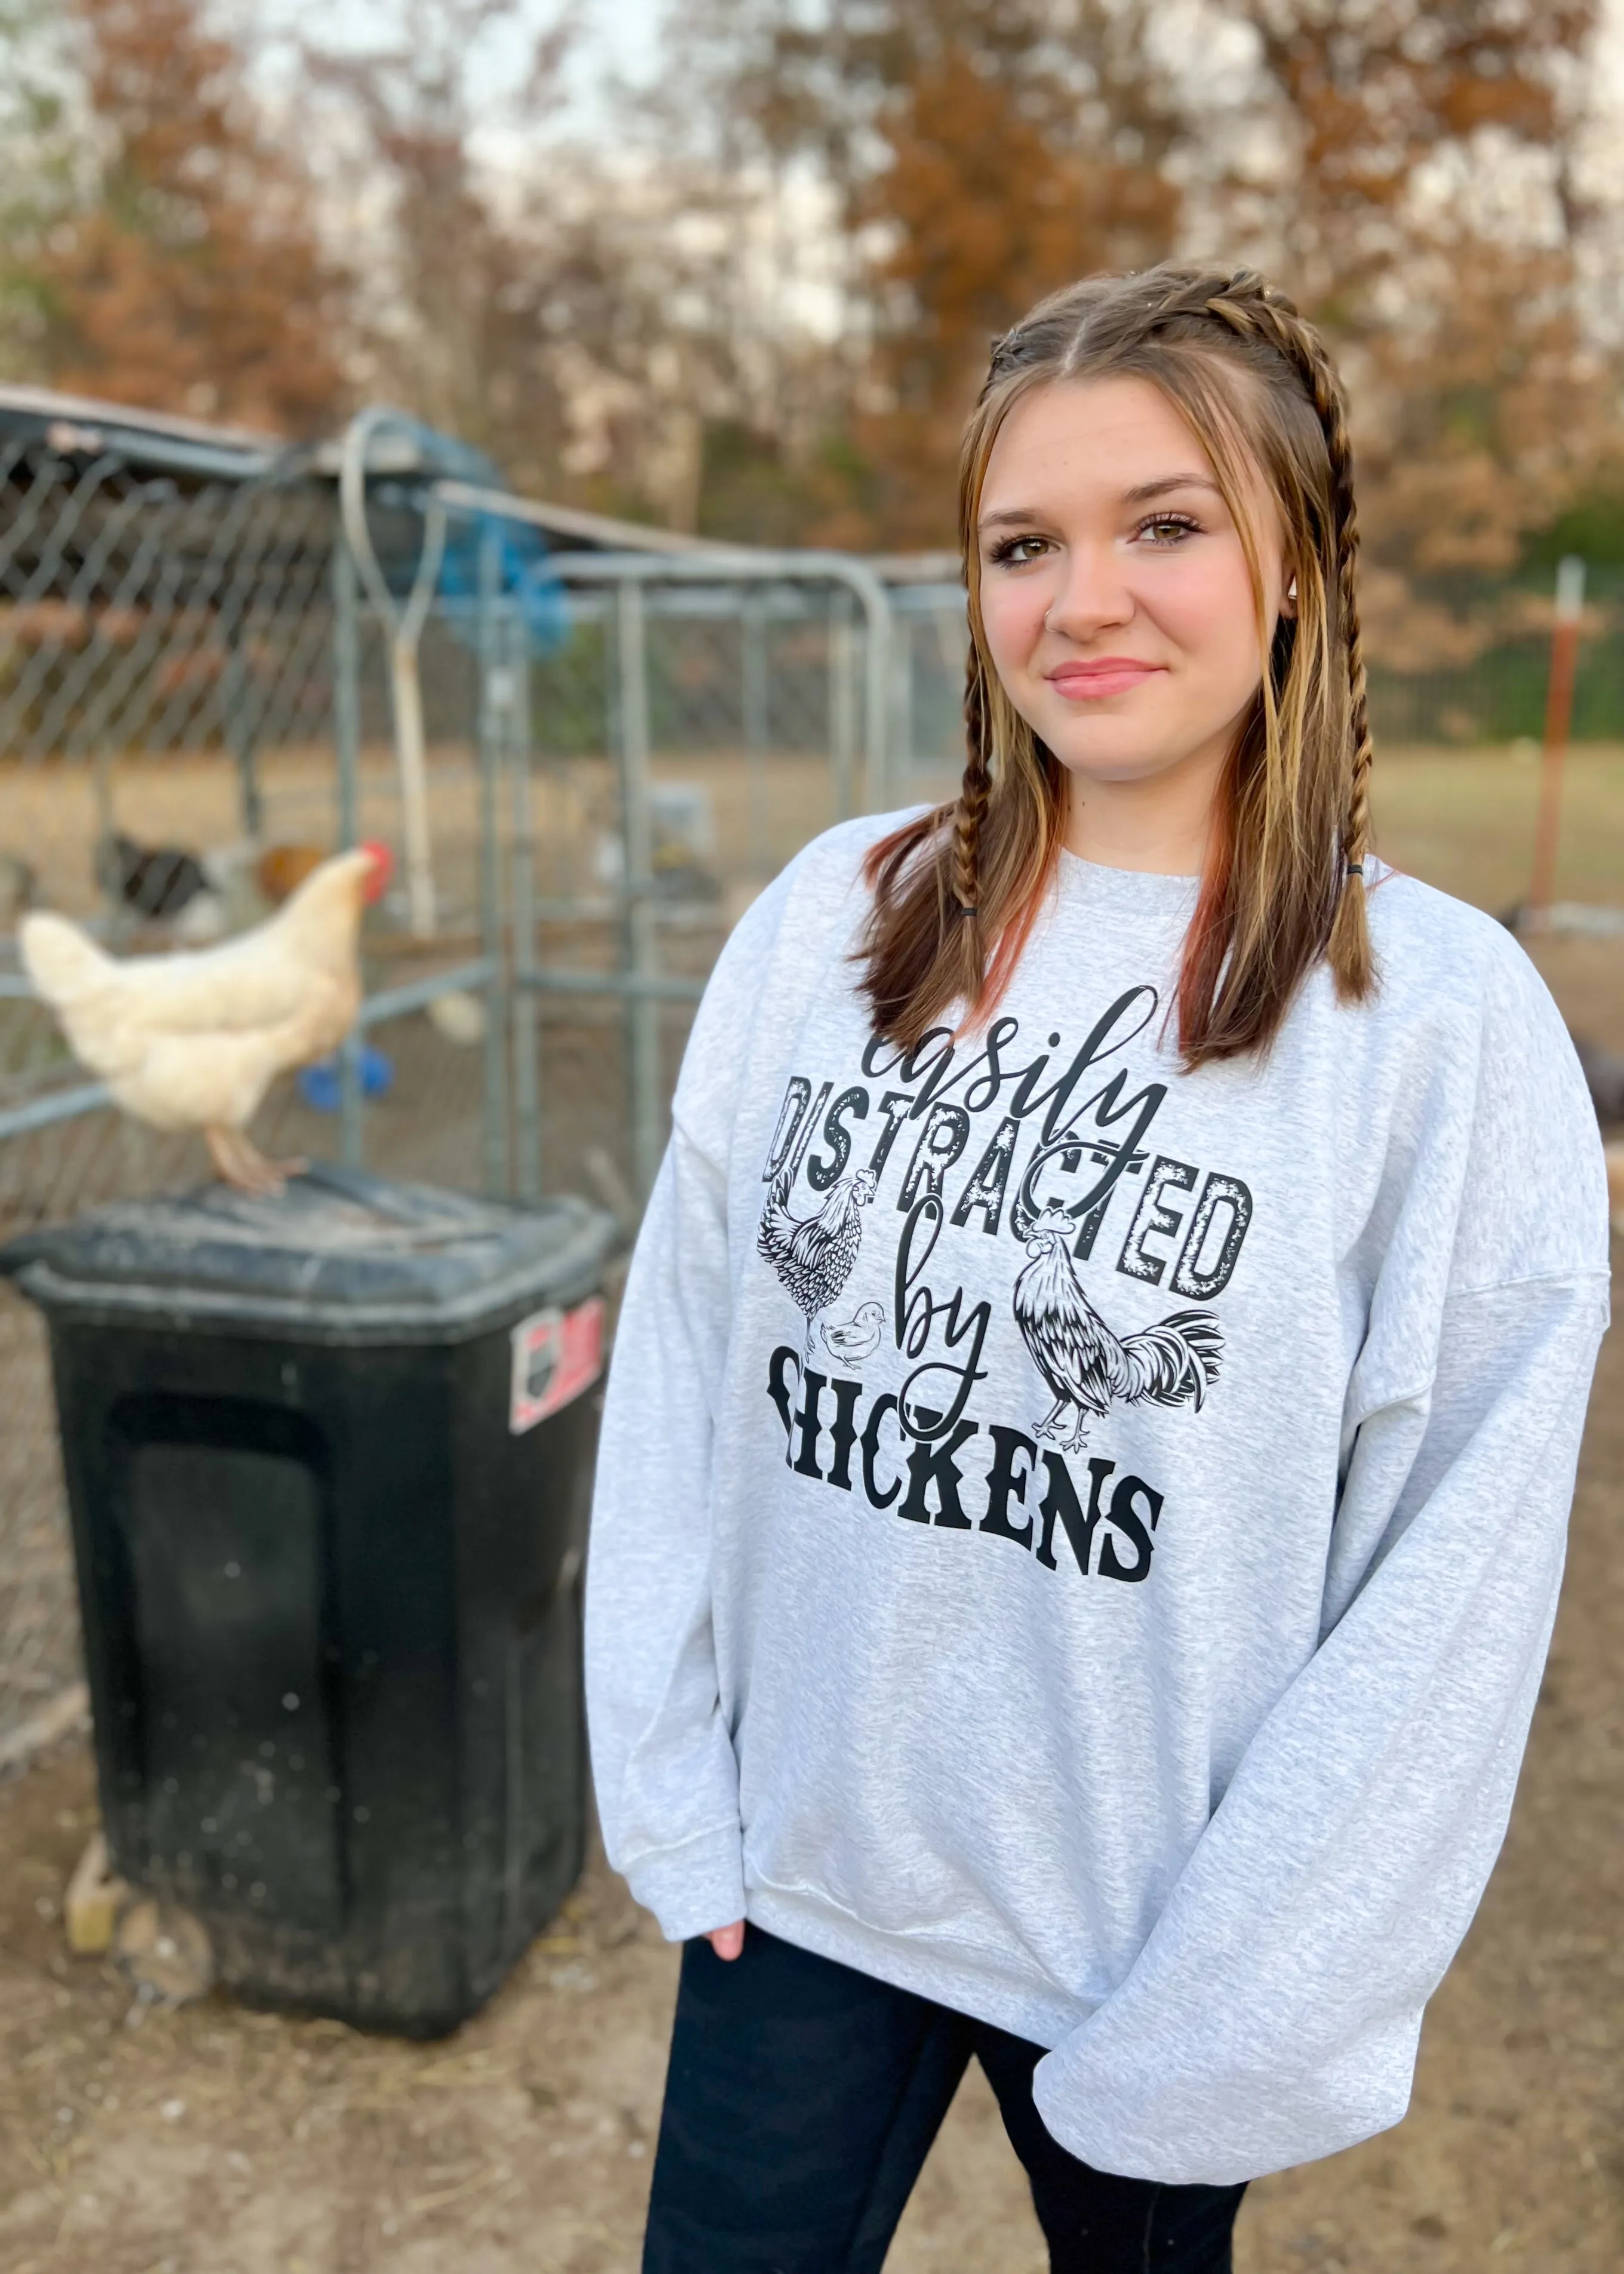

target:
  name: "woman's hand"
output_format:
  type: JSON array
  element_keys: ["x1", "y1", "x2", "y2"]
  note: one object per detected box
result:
[{"x1": 707, "y1": 1921, "x2": 745, "y2": 1960}]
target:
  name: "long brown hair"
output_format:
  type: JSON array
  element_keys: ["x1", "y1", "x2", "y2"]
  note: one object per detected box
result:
[{"x1": 859, "y1": 263, "x2": 1375, "y2": 1064}]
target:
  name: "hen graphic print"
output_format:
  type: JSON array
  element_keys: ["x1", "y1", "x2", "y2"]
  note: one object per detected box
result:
[{"x1": 756, "y1": 984, "x2": 1251, "y2": 1585}]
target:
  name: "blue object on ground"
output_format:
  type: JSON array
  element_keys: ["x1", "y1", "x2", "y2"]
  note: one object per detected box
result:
[{"x1": 299, "y1": 1046, "x2": 393, "y2": 1114}]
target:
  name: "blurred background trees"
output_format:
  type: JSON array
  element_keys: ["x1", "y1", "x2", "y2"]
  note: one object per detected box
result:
[
  {"x1": 7, "y1": 0, "x2": 347, "y2": 433},
  {"x1": 0, "y1": 0, "x2": 1619, "y2": 591}
]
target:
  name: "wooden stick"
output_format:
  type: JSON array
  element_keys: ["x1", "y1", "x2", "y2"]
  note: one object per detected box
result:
[{"x1": 1528, "y1": 556, "x2": 1586, "y2": 924}]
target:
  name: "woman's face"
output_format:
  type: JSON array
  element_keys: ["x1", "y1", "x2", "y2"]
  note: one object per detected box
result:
[{"x1": 975, "y1": 376, "x2": 1290, "y2": 794}]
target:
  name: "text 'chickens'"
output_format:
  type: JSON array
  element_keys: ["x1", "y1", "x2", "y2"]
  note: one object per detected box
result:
[{"x1": 766, "y1": 1347, "x2": 1166, "y2": 1585}]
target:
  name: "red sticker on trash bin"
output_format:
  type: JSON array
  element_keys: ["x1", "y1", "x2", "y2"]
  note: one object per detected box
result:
[{"x1": 509, "y1": 1298, "x2": 604, "y2": 1434}]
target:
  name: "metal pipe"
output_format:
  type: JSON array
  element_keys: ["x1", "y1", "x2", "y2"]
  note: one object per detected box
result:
[
  {"x1": 891, "y1": 611, "x2": 914, "y2": 791},
  {"x1": 0, "y1": 1081, "x2": 110, "y2": 1143},
  {"x1": 339, "y1": 407, "x2": 448, "y2": 937},
  {"x1": 358, "y1": 959, "x2": 496, "y2": 1027},
  {"x1": 508, "y1": 607, "x2": 542, "y2": 1200},
  {"x1": 614, "y1": 579, "x2": 663, "y2": 1200},
  {"x1": 517, "y1": 967, "x2": 705, "y2": 1002},
  {"x1": 477, "y1": 528, "x2": 510, "y2": 1198},
  {"x1": 221, "y1": 635, "x2": 262, "y2": 839},
  {"x1": 0, "y1": 966, "x2": 500, "y2": 1145},
  {"x1": 1528, "y1": 554, "x2": 1587, "y2": 926},
  {"x1": 429, "y1": 477, "x2": 737, "y2": 557},
  {"x1": 742, "y1": 586, "x2": 769, "y2": 868},
  {"x1": 331, "y1": 528, "x2": 365, "y2": 1169},
  {"x1": 828, "y1": 587, "x2": 857, "y2": 824}
]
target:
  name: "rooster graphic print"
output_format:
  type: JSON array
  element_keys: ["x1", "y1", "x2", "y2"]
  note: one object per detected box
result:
[
  {"x1": 1012, "y1": 1202, "x2": 1223, "y2": 1450},
  {"x1": 755, "y1": 984, "x2": 1251, "y2": 1584}
]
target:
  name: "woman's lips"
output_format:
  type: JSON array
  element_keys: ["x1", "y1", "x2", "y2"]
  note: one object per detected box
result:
[{"x1": 1046, "y1": 659, "x2": 1165, "y2": 700}]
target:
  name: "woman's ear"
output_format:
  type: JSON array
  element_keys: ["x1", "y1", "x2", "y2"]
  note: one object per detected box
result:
[{"x1": 1280, "y1": 572, "x2": 1299, "y2": 622}]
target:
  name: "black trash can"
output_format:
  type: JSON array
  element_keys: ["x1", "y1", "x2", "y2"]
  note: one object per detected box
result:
[{"x1": 2, "y1": 1164, "x2": 619, "y2": 2037}]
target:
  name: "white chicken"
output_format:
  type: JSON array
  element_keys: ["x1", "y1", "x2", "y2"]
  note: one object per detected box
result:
[{"x1": 20, "y1": 843, "x2": 391, "y2": 1196}]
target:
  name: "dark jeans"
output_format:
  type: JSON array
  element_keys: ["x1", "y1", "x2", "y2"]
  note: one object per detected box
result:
[{"x1": 644, "y1": 1924, "x2": 1245, "y2": 2274}]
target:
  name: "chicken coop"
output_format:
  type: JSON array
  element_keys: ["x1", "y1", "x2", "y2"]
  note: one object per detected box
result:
[{"x1": 0, "y1": 383, "x2": 975, "y2": 1763}]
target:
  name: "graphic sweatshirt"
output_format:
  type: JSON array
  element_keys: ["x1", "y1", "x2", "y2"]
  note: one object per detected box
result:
[{"x1": 584, "y1": 815, "x2": 1610, "y2": 2187}]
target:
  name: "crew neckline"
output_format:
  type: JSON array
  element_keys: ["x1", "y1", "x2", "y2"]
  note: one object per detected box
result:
[{"x1": 1055, "y1": 846, "x2": 1202, "y2": 907}]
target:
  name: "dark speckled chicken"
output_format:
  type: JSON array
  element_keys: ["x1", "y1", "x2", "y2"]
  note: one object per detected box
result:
[
  {"x1": 757, "y1": 1166, "x2": 876, "y2": 1355},
  {"x1": 1013, "y1": 1204, "x2": 1223, "y2": 1452}
]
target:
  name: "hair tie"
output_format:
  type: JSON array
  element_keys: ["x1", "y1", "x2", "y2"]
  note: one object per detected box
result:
[{"x1": 1345, "y1": 860, "x2": 1364, "y2": 878}]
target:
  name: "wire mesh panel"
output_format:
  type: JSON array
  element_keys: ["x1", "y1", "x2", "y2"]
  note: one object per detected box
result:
[
  {"x1": 889, "y1": 582, "x2": 970, "y2": 802},
  {"x1": 0, "y1": 429, "x2": 905, "y2": 1758},
  {"x1": 8, "y1": 404, "x2": 1624, "y2": 1771},
  {"x1": 0, "y1": 434, "x2": 336, "y2": 815},
  {"x1": 0, "y1": 429, "x2": 516, "y2": 1757},
  {"x1": 512, "y1": 551, "x2": 891, "y2": 1206}
]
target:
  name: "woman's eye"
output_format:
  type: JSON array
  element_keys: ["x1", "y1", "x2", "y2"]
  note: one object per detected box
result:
[
  {"x1": 988, "y1": 534, "x2": 1050, "y2": 566},
  {"x1": 1135, "y1": 514, "x2": 1200, "y2": 546}
]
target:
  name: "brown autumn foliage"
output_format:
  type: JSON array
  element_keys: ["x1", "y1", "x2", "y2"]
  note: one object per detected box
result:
[
  {"x1": 1, "y1": 0, "x2": 1615, "y2": 592},
  {"x1": 688, "y1": 0, "x2": 1180, "y2": 547},
  {"x1": 694, "y1": 0, "x2": 1616, "y2": 588},
  {"x1": 1225, "y1": 1, "x2": 1608, "y2": 652},
  {"x1": 29, "y1": 0, "x2": 347, "y2": 435},
  {"x1": 304, "y1": 0, "x2": 574, "y2": 485},
  {"x1": 840, "y1": 45, "x2": 1177, "y2": 548},
  {"x1": 309, "y1": 0, "x2": 761, "y2": 527}
]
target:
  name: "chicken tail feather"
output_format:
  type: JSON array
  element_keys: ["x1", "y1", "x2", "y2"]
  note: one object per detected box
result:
[
  {"x1": 19, "y1": 912, "x2": 115, "y2": 1009},
  {"x1": 1119, "y1": 1309, "x2": 1225, "y2": 1410},
  {"x1": 756, "y1": 1164, "x2": 795, "y2": 1258}
]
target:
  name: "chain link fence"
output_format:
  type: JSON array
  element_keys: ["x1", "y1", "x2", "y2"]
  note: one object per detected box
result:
[
  {"x1": 0, "y1": 403, "x2": 914, "y2": 1756},
  {"x1": 3, "y1": 395, "x2": 1621, "y2": 1759}
]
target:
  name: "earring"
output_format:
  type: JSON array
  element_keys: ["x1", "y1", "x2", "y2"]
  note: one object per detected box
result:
[{"x1": 1287, "y1": 577, "x2": 1297, "y2": 601}]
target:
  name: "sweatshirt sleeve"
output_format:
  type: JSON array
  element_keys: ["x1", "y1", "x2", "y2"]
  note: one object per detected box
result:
[
  {"x1": 583, "y1": 850, "x2": 827, "y2": 1942},
  {"x1": 584, "y1": 1122, "x2": 745, "y2": 1940},
  {"x1": 1033, "y1": 933, "x2": 1611, "y2": 2186}
]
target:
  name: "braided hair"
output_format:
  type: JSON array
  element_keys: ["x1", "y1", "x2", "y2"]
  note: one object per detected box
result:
[
  {"x1": 861, "y1": 261, "x2": 1377, "y2": 1058},
  {"x1": 1192, "y1": 275, "x2": 1373, "y2": 990}
]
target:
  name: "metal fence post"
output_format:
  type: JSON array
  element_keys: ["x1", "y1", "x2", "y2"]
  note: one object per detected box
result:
[
  {"x1": 221, "y1": 635, "x2": 262, "y2": 839},
  {"x1": 478, "y1": 524, "x2": 512, "y2": 1198},
  {"x1": 890, "y1": 611, "x2": 914, "y2": 794},
  {"x1": 331, "y1": 526, "x2": 365, "y2": 1169},
  {"x1": 857, "y1": 573, "x2": 893, "y2": 815},
  {"x1": 828, "y1": 587, "x2": 857, "y2": 823},
  {"x1": 615, "y1": 579, "x2": 662, "y2": 1201},
  {"x1": 508, "y1": 605, "x2": 542, "y2": 1201},
  {"x1": 742, "y1": 585, "x2": 770, "y2": 868}
]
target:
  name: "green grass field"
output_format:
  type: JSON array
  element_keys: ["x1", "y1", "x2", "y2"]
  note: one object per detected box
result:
[{"x1": 1372, "y1": 743, "x2": 1624, "y2": 914}]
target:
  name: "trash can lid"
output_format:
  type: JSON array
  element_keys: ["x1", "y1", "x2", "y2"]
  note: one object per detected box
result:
[{"x1": 0, "y1": 1164, "x2": 621, "y2": 1342}]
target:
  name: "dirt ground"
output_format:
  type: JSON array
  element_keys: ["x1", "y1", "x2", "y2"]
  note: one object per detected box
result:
[{"x1": 0, "y1": 747, "x2": 1622, "y2": 2270}]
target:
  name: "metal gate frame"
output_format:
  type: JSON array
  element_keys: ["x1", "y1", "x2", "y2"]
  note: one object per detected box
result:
[
  {"x1": 0, "y1": 502, "x2": 899, "y2": 1218},
  {"x1": 516, "y1": 545, "x2": 895, "y2": 1203}
]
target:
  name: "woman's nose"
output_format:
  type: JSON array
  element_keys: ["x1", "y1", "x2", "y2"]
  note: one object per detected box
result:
[{"x1": 1042, "y1": 545, "x2": 1133, "y2": 641}]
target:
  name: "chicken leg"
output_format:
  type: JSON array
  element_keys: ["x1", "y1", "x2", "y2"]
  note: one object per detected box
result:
[{"x1": 205, "y1": 1125, "x2": 307, "y2": 1199}]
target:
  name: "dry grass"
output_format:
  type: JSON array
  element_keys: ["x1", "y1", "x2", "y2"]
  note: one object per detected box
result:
[{"x1": 0, "y1": 738, "x2": 1620, "y2": 2272}]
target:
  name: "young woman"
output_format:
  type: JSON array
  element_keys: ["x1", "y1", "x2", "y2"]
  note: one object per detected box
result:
[{"x1": 585, "y1": 264, "x2": 1609, "y2": 2273}]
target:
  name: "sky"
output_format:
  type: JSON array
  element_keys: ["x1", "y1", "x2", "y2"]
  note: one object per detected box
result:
[
  {"x1": 247, "y1": 0, "x2": 672, "y2": 124},
  {"x1": 255, "y1": 0, "x2": 1624, "y2": 145}
]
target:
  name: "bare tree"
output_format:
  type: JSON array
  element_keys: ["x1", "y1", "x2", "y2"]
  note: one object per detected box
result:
[{"x1": 21, "y1": 0, "x2": 347, "y2": 433}]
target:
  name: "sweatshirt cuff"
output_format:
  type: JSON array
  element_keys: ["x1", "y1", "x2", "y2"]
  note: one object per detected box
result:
[
  {"x1": 624, "y1": 1826, "x2": 746, "y2": 1943},
  {"x1": 1029, "y1": 2025, "x2": 1415, "y2": 2187}
]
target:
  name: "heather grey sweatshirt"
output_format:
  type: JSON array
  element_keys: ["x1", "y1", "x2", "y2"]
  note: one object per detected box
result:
[{"x1": 584, "y1": 815, "x2": 1608, "y2": 2186}]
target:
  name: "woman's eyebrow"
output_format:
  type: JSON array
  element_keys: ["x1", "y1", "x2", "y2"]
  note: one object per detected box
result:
[
  {"x1": 1121, "y1": 473, "x2": 1220, "y2": 504},
  {"x1": 976, "y1": 506, "x2": 1053, "y2": 531},
  {"x1": 978, "y1": 473, "x2": 1221, "y2": 530}
]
